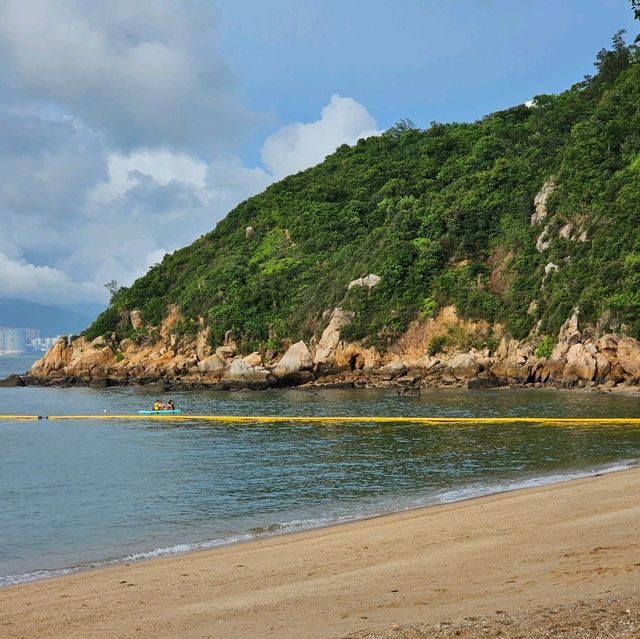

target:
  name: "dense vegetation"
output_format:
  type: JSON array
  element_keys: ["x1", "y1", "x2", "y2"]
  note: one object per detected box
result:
[{"x1": 86, "y1": 34, "x2": 640, "y2": 351}]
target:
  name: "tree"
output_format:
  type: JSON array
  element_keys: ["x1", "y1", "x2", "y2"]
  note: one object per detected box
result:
[{"x1": 633, "y1": 0, "x2": 640, "y2": 42}]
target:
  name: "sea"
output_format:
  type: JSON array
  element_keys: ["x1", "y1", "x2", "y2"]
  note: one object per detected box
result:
[{"x1": 1, "y1": 354, "x2": 640, "y2": 587}]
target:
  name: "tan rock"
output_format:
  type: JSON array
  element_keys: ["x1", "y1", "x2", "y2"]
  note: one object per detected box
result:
[
  {"x1": 552, "y1": 310, "x2": 581, "y2": 360},
  {"x1": 597, "y1": 334, "x2": 618, "y2": 354},
  {"x1": 130, "y1": 310, "x2": 143, "y2": 330},
  {"x1": 314, "y1": 308, "x2": 354, "y2": 365},
  {"x1": 273, "y1": 341, "x2": 313, "y2": 379},
  {"x1": 446, "y1": 353, "x2": 481, "y2": 380},
  {"x1": 31, "y1": 336, "x2": 72, "y2": 375},
  {"x1": 617, "y1": 337, "x2": 640, "y2": 377},
  {"x1": 595, "y1": 353, "x2": 612, "y2": 383},
  {"x1": 243, "y1": 352, "x2": 262, "y2": 367},
  {"x1": 197, "y1": 354, "x2": 225, "y2": 373},
  {"x1": 222, "y1": 359, "x2": 272, "y2": 384},
  {"x1": 563, "y1": 343, "x2": 596, "y2": 382}
]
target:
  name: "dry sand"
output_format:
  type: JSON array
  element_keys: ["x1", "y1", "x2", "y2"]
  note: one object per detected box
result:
[{"x1": 1, "y1": 468, "x2": 640, "y2": 639}]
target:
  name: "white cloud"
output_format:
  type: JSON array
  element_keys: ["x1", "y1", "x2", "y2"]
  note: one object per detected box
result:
[
  {"x1": 0, "y1": 0, "x2": 255, "y2": 149},
  {"x1": 261, "y1": 94, "x2": 380, "y2": 178},
  {"x1": 0, "y1": 251, "x2": 105, "y2": 305},
  {"x1": 0, "y1": 4, "x2": 383, "y2": 311},
  {"x1": 90, "y1": 149, "x2": 210, "y2": 205}
]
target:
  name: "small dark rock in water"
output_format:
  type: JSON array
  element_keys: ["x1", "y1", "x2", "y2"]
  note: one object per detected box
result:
[
  {"x1": 467, "y1": 372, "x2": 500, "y2": 390},
  {"x1": 0, "y1": 374, "x2": 26, "y2": 387}
]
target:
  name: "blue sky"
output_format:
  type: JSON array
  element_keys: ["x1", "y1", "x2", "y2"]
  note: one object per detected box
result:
[
  {"x1": 0, "y1": 0, "x2": 636, "y2": 311},
  {"x1": 215, "y1": 0, "x2": 637, "y2": 163}
]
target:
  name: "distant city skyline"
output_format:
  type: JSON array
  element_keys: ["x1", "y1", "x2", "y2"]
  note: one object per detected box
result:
[{"x1": 0, "y1": 1, "x2": 636, "y2": 309}]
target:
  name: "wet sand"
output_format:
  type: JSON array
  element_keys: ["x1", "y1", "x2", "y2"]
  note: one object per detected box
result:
[{"x1": 1, "y1": 468, "x2": 639, "y2": 639}]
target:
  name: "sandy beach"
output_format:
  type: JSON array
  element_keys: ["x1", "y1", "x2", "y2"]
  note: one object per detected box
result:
[{"x1": 1, "y1": 468, "x2": 639, "y2": 639}]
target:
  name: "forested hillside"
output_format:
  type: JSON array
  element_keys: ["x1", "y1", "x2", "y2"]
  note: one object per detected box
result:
[{"x1": 86, "y1": 35, "x2": 640, "y2": 353}]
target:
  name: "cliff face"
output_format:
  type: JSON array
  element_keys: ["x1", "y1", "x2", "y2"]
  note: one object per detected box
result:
[{"x1": 28, "y1": 305, "x2": 640, "y2": 392}]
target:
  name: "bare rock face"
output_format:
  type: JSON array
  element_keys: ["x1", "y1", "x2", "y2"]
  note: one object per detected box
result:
[
  {"x1": 129, "y1": 310, "x2": 143, "y2": 331},
  {"x1": 273, "y1": 341, "x2": 313, "y2": 379},
  {"x1": 563, "y1": 343, "x2": 596, "y2": 382},
  {"x1": 347, "y1": 273, "x2": 381, "y2": 290},
  {"x1": 531, "y1": 179, "x2": 555, "y2": 225},
  {"x1": 245, "y1": 226, "x2": 254, "y2": 238},
  {"x1": 314, "y1": 308, "x2": 354, "y2": 365},
  {"x1": 197, "y1": 354, "x2": 225, "y2": 373},
  {"x1": 446, "y1": 353, "x2": 481, "y2": 380},
  {"x1": 617, "y1": 337, "x2": 640, "y2": 377},
  {"x1": 31, "y1": 336, "x2": 72, "y2": 375},
  {"x1": 552, "y1": 309, "x2": 581, "y2": 360}
]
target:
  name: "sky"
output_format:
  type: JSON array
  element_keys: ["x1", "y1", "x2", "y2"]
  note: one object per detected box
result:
[{"x1": 0, "y1": 0, "x2": 636, "y2": 314}]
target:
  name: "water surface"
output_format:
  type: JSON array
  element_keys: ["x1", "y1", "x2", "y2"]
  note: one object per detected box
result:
[{"x1": 1, "y1": 359, "x2": 639, "y2": 586}]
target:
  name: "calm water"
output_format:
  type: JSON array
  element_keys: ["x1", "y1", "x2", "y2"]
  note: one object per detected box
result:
[{"x1": 1, "y1": 354, "x2": 640, "y2": 586}]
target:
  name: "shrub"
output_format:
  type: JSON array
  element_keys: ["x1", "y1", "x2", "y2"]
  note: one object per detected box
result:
[{"x1": 535, "y1": 335, "x2": 554, "y2": 359}]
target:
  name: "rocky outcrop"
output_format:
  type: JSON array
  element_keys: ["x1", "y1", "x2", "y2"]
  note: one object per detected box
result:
[
  {"x1": 272, "y1": 341, "x2": 314, "y2": 385},
  {"x1": 314, "y1": 308, "x2": 354, "y2": 366},
  {"x1": 531, "y1": 179, "x2": 555, "y2": 225},
  {"x1": 617, "y1": 337, "x2": 640, "y2": 377},
  {"x1": 21, "y1": 303, "x2": 640, "y2": 394},
  {"x1": 221, "y1": 359, "x2": 273, "y2": 389},
  {"x1": 347, "y1": 274, "x2": 381, "y2": 290}
]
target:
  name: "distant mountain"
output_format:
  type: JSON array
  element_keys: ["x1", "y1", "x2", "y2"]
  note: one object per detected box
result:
[{"x1": 0, "y1": 298, "x2": 95, "y2": 337}]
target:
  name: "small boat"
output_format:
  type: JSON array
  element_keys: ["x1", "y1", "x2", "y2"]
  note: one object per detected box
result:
[{"x1": 137, "y1": 409, "x2": 183, "y2": 415}]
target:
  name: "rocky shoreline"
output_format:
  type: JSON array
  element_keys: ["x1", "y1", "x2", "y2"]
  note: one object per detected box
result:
[{"x1": 4, "y1": 306, "x2": 640, "y2": 395}]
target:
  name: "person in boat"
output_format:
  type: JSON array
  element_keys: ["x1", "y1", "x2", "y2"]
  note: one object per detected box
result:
[
  {"x1": 153, "y1": 400, "x2": 162, "y2": 411},
  {"x1": 166, "y1": 400, "x2": 175, "y2": 410}
]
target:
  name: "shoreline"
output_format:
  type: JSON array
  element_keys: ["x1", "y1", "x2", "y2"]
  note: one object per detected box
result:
[
  {"x1": 2, "y1": 466, "x2": 640, "y2": 638},
  {"x1": 3, "y1": 457, "x2": 636, "y2": 589}
]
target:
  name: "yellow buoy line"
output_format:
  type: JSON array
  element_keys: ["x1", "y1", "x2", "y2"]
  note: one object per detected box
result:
[{"x1": 1, "y1": 414, "x2": 640, "y2": 426}]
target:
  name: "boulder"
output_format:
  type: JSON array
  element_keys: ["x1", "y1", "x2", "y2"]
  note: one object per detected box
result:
[
  {"x1": 446, "y1": 353, "x2": 481, "y2": 380},
  {"x1": 243, "y1": 352, "x2": 262, "y2": 367},
  {"x1": 594, "y1": 353, "x2": 612, "y2": 383},
  {"x1": 490, "y1": 360, "x2": 532, "y2": 384},
  {"x1": 617, "y1": 337, "x2": 640, "y2": 377},
  {"x1": 129, "y1": 310, "x2": 143, "y2": 330},
  {"x1": 221, "y1": 359, "x2": 273, "y2": 389},
  {"x1": 197, "y1": 354, "x2": 225, "y2": 373},
  {"x1": 31, "y1": 336, "x2": 72, "y2": 375},
  {"x1": 272, "y1": 341, "x2": 313, "y2": 379},
  {"x1": 467, "y1": 371, "x2": 501, "y2": 389},
  {"x1": 379, "y1": 362, "x2": 407, "y2": 380},
  {"x1": 347, "y1": 273, "x2": 381, "y2": 290},
  {"x1": 314, "y1": 308, "x2": 354, "y2": 365},
  {"x1": 597, "y1": 334, "x2": 618, "y2": 354},
  {"x1": 563, "y1": 343, "x2": 596, "y2": 382}
]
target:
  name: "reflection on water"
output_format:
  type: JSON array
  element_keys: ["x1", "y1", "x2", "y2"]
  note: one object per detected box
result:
[{"x1": 1, "y1": 383, "x2": 639, "y2": 585}]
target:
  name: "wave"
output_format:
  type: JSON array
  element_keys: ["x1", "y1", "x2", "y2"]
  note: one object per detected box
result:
[{"x1": 2, "y1": 458, "x2": 636, "y2": 588}]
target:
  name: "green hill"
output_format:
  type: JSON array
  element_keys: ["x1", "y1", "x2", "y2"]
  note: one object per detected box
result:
[{"x1": 86, "y1": 35, "x2": 640, "y2": 353}]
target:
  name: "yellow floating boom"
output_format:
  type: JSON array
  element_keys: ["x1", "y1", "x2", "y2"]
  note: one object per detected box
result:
[
  {"x1": 11, "y1": 414, "x2": 640, "y2": 425},
  {"x1": 0, "y1": 415, "x2": 41, "y2": 420}
]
